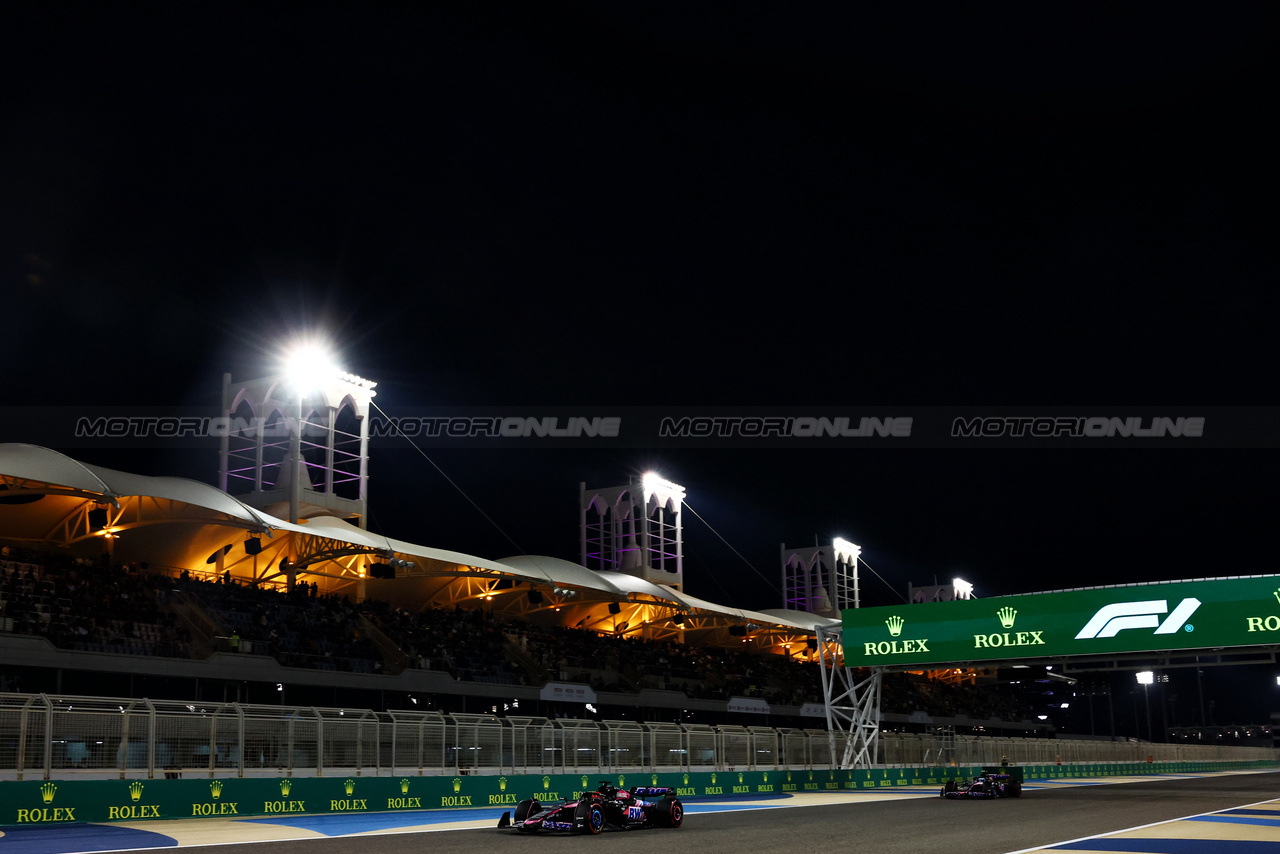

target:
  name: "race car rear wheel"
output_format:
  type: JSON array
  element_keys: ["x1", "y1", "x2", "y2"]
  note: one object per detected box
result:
[
  {"x1": 1007, "y1": 781, "x2": 1022, "y2": 798},
  {"x1": 654, "y1": 798, "x2": 683, "y2": 828}
]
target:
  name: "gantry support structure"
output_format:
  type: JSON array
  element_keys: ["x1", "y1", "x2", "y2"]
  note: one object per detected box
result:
[{"x1": 817, "y1": 622, "x2": 882, "y2": 769}]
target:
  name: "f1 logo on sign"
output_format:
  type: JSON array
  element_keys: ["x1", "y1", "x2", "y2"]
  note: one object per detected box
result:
[{"x1": 1074, "y1": 598, "x2": 1201, "y2": 640}]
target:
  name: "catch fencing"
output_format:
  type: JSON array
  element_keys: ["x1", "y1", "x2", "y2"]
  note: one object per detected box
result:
[{"x1": 0, "y1": 692, "x2": 1272, "y2": 781}]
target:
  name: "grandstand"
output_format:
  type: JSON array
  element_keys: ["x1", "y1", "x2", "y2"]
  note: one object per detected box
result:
[
  {"x1": 1, "y1": 439, "x2": 1052, "y2": 738},
  {"x1": 0, "y1": 365, "x2": 1069, "y2": 782}
]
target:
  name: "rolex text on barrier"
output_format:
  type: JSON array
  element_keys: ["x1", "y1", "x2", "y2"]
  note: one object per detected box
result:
[
  {"x1": 843, "y1": 575, "x2": 1280, "y2": 667},
  {"x1": 5, "y1": 763, "x2": 1277, "y2": 825}
]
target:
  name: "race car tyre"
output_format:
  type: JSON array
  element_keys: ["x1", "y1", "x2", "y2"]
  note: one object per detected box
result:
[
  {"x1": 1008, "y1": 781, "x2": 1022, "y2": 798},
  {"x1": 654, "y1": 798, "x2": 683, "y2": 828},
  {"x1": 514, "y1": 798, "x2": 538, "y2": 824},
  {"x1": 941, "y1": 780, "x2": 958, "y2": 796},
  {"x1": 576, "y1": 801, "x2": 605, "y2": 834}
]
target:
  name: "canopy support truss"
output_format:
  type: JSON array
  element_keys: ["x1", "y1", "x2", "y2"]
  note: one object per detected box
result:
[{"x1": 818, "y1": 622, "x2": 882, "y2": 769}]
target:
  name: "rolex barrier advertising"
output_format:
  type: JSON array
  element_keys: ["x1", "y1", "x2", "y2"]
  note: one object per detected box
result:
[
  {"x1": 844, "y1": 575, "x2": 1280, "y2": 668},
  {"x1": 4, "y1": 761, "x2": 1275, "y2": 826}
]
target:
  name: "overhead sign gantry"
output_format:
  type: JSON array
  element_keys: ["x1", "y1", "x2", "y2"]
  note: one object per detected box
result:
[
  {"x1": 843, "y1": 575, "x2": 1280, "y2": 669},
  {"x1": 824, "y1": 574, "x2": 1280, "y2": 770}
]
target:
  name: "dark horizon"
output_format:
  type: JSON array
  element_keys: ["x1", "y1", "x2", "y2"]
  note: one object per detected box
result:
[{"x1": 4, "y1": 3, "x2": 1277, "y2": 726}]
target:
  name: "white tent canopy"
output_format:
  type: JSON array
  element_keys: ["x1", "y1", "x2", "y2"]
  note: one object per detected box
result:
[
  {"x1": 1, "y1": 444, "x2": 830, "y2": 643},
  {"x1": 0, "y1": 443, "x2": 276, "y2": 530}
]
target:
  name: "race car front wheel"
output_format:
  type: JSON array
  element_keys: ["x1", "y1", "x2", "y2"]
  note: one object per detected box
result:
[
  {"x1": 514, "y1": 799, "x2": 538, "y2": 824},
  {"x1": 577, "y1": 802, "x2": 605, "y2": 834}
]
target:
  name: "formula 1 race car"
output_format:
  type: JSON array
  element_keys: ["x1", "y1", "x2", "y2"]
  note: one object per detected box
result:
[
  {"x1": 497, "y1": 782, "x2": 684, "y2": 833},
  {"x1": 940, "y1": 772, "x2": 1022, "y2": 799}
]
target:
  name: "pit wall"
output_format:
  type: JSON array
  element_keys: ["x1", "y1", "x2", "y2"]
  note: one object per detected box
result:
[{"x1": 4, "y1": 760, "x2": 1276, "y2": 826}]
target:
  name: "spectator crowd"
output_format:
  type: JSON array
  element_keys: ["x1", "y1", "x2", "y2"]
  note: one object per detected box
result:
[{"x1": 1, "y1": 543, "x2": 1032, "y2": 723}]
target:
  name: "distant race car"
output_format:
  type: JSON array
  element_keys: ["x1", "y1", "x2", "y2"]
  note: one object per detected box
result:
[
  {"x1": 497, "y1": 782, "x2": 684, "y2": 833},
  {"x1": 940, "y1": 772, "x2": 1022, "y2": 799}
]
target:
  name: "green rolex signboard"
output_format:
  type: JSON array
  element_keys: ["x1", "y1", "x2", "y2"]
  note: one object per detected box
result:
[{"x1": 843, "y1": 575, "x2": 1280, "y2": 667}]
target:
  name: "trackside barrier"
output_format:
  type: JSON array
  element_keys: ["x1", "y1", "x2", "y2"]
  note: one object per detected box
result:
[
  {"x1": 880, "y1": 732, "x2": 1273, "y2": 767},
  {"x1": 3, "y1": 761, "x2": 1277, "y2": 826},
  {"x1": 2, "y1": 692, "x2": 1274, "y2": 782}
]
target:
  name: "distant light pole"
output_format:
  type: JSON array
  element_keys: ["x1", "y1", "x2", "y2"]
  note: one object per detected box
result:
[
  {"x1": 1196, "y1": 659, "x2": 1206, "y2": 727},
  {"x1": 1107, "y1": 680, "x2": 1116, "y2": 739},
  {"x1": 1137, "y1": 671, "x2": 1154, "y2": 742}
]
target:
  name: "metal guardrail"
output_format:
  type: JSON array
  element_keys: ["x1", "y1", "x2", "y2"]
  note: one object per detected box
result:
[
  {"x1": 0, "y1": 691, "x2": 1272, "y2": 781},
  {"x1": 892, "y1": 731, "x2": 1271, "y2": 767}
]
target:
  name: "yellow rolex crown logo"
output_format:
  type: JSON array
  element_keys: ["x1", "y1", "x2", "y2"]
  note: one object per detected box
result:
[
  {"x1": 542, "y1": 776, "x2": 550, "y2": 789},
  {"x1": 343, "y1": 779, "x2": 355, "y2": 796},
  {"x1": 129, "y1": 781, "x2": 145, "y2": 801},
  {"x1": 737, "y1": 772, "x2": 743, "y2": 783},
  {"x1": 682, "y1": 773, "x2": 689, "y2": 785},
  {"x1": 762, "y1": 772, "x2": 768, "y2": 782},
  {"x1": 499, "y1": 777, "x2": 507, "y2": 791},
  {"x1": 453, "y1": 777, "x2": 462, "y2": 793},
  {"x1": 651, "y1": 774, "x2": 658, "y2": 785},
  {"x1": 885, "y1": 615, "x2": 905, "y2": 637},
  {"x1": 998, "y1": 606, "x2": 1017, "y2": 628},
  {"x1": 711, "y1": 773, "x2": 717, "y2": 784},
  {"x1": 581, "y1": 775, "x2": 589, "y2": 788},
  {"x1": 787, "y1": 771, "x2": 792, "y2": 782},
  {"x1": 210, "y1": 781, "x2": 223, "y2": 799},
  {"x1": 617, "y1": 775, "x2": 625, "y2": 787},
  {"x1": 280, "y1": 780, "x2": 292, "y2": 796},
  {"x1": 400, "y1": 779, "x2": 411, "y2": 795},
  {"x1": 41, "y1": 782, "x2": 57, "y2": 804}
]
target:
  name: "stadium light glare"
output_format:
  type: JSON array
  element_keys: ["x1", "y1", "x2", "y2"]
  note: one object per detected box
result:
[
  {"x1": 641, "y1": 471, "x2": 685, "y2": 499},
  {"x1": 832, "y1": 537, "x2": 861, "y2": 564},
  {"x1": 1136, "y1": 671, "x2": 1154, "y2": 685},
  {"x1": 280, "y1": 339, "x2": 377, "y2": 394},
  {"x1": 284, "y1": 342, "x2": 339, "y2": 395}
]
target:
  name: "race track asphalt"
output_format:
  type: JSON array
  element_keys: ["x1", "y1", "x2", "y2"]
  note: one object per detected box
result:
[{"x1": 132, "y1": 771, "x2": 1279, "y2": 854}]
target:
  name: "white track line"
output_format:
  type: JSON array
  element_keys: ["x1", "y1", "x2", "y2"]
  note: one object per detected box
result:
[{"x1": 1001, "y1": 796, "x2": 1280, "y2": 854}]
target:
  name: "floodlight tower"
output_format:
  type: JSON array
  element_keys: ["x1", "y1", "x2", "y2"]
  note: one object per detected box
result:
[
  {"x1": 907, "y1": 577, "x2": 975, "y2": 603},
  {"x1": 218, "y1": 348, "x2": 377, "y2": 528},
  {"x1": 580, "y1": 473, "x2": 684, "y2": 591},
  {"x1": 781, "y1": 537, "x2": 861, "y2": 617}
]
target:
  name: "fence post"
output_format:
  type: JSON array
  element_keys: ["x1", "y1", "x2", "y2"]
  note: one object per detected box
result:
[
  {"x1": 236, "y1": 703, "x2": 245, "y2": 778},
  {"x1": 145, "y1": 698, "x2": 157, "y2": 780},
  {"x1": 118, "y1": 703, "x2": 130, "y2": 780},
  {"x1": 206, "y1": 705, "x2": 218, "y2": 778},
  {"x1": 42, "y1": 692, "x2": 53, "y2": 781},
  {"x1": 314, "y1": 707, "x2": 324, "y2": 777}
]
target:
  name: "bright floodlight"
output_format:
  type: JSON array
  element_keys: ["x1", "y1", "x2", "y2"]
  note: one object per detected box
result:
[
  {"x1": 1136, "y1": 671, "x2": 1154, "y2": 685},
  {"x1": 284, "y1": 343, "x2": 339, "y2": 394},
  {"x1": 642, "y1": 472, "x2": 684, "y2": 495},
  {"x1": 953, "y1": 577, "x2": 974, "y2": 598},
  {"x1": 832, "y1": 537, "x2": 861, "y2": 564}
]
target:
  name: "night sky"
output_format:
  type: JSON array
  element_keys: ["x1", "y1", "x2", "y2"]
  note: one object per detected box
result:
[{"x1": 5, "y1": 4, "x2": 1278, "y2": 723}]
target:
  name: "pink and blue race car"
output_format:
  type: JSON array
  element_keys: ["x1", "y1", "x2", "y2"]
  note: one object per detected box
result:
[
  {"x1": 497, "y1": 782, "x2": 684, "y2": 833},
  {"x1": 940, "y1": 772, "x2": 1023, "y2": 799}
]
